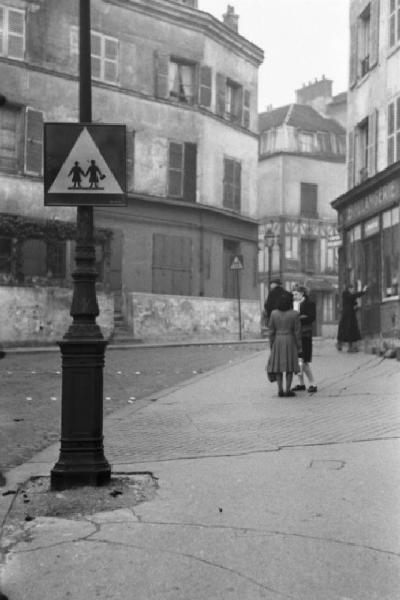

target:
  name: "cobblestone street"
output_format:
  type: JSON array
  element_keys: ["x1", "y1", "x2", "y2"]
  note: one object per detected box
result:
[{"x1": 0, "y1": 342, "x2": 266, "y2": 471}]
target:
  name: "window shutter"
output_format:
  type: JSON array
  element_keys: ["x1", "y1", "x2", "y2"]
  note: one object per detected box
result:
[
  {"x1": 234, "y1": 161, "x2": 241, "y2": 211},
  {"x1": 367, "y1": 109, "x2": 378, "y2": 176},
  {"x1": 24, "y1": 108, "x2": 43, "y2": 176},
  {"x1": 154, "y1": 50, "x2": 169, "y2": 99},
  {"x1": 199, "y1": 65, "x2": 212, "y2": 107},
  {"x1": 216, "y1": 73, "x2": 226, "y2": 116},
  {"x1": 234, "y1": 86, "x2": 243, "y2": 124},
  {"x1": 243, "y1": 89, "x2": 250, "y2": 129},
  {"x1": 183, "y1": 142, "x2": 197, "y2": 203},
  {"x1": 347, "y1": 130, "x2": 355, "y2": 189},
  {"x1": 349, "y1": 23, "x2": 358, "y2": 88},
  {"x1": 369, "y1": 0, "x2": 380, "y2": 68},
  {"x1": 7, "y1": 9, "x2": 25, "y2": 60},
  {"x1": 126, "y1": 129, "x2": 135, "y2": 191}
]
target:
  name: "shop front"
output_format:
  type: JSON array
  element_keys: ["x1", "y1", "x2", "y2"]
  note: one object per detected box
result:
[{"x1": 332, "y1": 162, "x2": 400, "y2": 345}]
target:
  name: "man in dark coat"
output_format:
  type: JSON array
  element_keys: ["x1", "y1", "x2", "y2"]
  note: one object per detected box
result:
[
  {"x1": 264, "y1": 279, "x2": 286, "y2": 326},
  {"x1": 337, "y1": 284, "x2": 368, "y2": 352}
]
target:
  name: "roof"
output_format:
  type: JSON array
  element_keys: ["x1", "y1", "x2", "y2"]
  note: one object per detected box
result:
[{"x1": 258, "y1": 103, "x2": 345, "y2": 135}]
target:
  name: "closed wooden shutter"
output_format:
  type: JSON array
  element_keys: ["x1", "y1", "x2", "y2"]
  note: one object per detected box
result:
[
  {"x1": 349, "y1": 23, "x2": 358, "y2": 88},
  {"x1": 24, "y1": 107, "x2": 43, "y2": 176},
  {"x1": 243, "y1": 89, "x2": 250, "y2": 128},
  {"x1": 183, "y1": 142, "x2": 197, "y2": 203},
  {"x1": 369, "y1": 0, "x2": 380, "y2": 68},
  {"x1": 199, "y1": 65, "x2": 212, "y2": 107},
  {"x1": 216, "y1": 73, "x2": 226, "y2": 116},
  {"x1": 152, "y1": 233, "x2": 192, "y2": 295},
  {"x1": 233, "y1": 161, "x2": 241, "y2": 211},
  {"x1": 7, "y1": 8, "x2": 25, "y2": 60},
  {"x1": 126, "y1": 129, "x2": 135, "y2": 191},
  {"x1": 154, "y1": 50, "x2": 169, "y2": 99},
  {"x1": 367, "y1": 109, "x2": 378, "y2": 176},
  {"x1": 347, "y1": 130, "x2": 355, "y2": 188}
]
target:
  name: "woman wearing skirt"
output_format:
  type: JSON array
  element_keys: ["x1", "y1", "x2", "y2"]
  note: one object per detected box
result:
[{"x1": 266, "y1": 291, "x2": 302, "y2": 397}]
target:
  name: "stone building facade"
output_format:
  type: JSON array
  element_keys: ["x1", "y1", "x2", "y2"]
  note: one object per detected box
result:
[
  {"x1": 0, "y1": 0, "x2": 263, "y2": 342},
  {"x1": 258, "y1": 78, "x2": 347, "y2": 336},
  {"x1": 332, "y1": 0, "x2": 400, "y2": 349}
]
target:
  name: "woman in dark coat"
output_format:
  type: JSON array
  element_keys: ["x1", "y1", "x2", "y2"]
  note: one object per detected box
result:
[
  {"x1": 266, "y1": 291, "x2": 302, "y2": 397},
  {"x1": 337, "y1": 284, "x2": 368, "y2": 352}
]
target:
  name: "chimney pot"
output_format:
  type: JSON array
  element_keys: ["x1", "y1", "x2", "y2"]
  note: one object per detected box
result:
[{"x1": 223, "y1": 4, "x2": 239, "y2": 32}]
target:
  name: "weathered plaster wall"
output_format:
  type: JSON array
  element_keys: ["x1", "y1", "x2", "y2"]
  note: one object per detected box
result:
[
  {"x1": 0, "y1": 287, "x2": 114, "y2": 344},
  {"x1": 257, "y1": 155, "x2": 284, "y2": 218},
  {"x1": 126, "y1": 292, "x2": 261, "y2": 341}
]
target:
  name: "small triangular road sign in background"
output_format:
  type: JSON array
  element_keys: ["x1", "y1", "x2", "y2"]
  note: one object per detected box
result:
[
  {"x1": 48, "y1": 127, "x2": 123, "y2": 195},
  {"x1": 230, "y1": 255, "x2": 244, "y2": 270}
]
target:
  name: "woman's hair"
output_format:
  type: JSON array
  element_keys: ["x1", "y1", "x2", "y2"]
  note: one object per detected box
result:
[
  {"x1": 277, "y1": 291, "x2": 293, "y2": 312},
  {"x1": 296, "y1": 285, "x2": 308, "y2": 297}
]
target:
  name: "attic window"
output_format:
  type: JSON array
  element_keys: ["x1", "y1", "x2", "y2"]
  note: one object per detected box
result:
[{"x1": 299, "y1": 131, "x2": 314, "y2": 152}]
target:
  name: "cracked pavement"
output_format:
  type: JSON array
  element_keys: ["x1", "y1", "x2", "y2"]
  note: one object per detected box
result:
[{"x1": 1, "y1": 339, "x2": 400, "y2": 599}]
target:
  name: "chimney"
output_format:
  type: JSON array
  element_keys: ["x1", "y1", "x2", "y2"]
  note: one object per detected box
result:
[
  {"x1": 295, "y1": 75, "x2": 333, "y2": 105},
  {"x1": 223, "y1": 5, "x2": 239, "y2": 33}
]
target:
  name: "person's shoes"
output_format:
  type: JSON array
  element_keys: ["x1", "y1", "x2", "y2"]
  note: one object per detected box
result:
[
  {"x1": 336, "y1": 343, "x2": 342, "y2": 351},
  {"x1": 285, "y1": 390, "x2": 296, "y2": 397},
  {"x1": 278, "y1": 390, "x2": 285, "y2": 397},
  {"x1": 292, "y1": 384, "x2": 306, "y2": 391},
  {"x1": 308, "y1": 385, "x2": 317, "y2": 393}
]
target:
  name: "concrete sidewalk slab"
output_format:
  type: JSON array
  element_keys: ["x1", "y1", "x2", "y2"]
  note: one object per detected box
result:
[{"x1": 1, "y1": 340, "x2": 400, "y2": 599}]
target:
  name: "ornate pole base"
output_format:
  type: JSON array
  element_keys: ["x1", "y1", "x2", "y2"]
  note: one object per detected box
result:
[{"x1": 50, "y1": 338, "x2": 111, "y2": 491}]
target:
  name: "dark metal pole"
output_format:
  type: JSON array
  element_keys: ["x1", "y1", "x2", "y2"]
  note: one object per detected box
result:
[
  {"x1": 267, "y1": 246, "x2": 273, "y2": 287},
  {"x1": 51, "y1": 0, "x2": 111, "y2": 489},
  {"x1": 236, "y1": 269, "x2": 242, "y2": 341}
]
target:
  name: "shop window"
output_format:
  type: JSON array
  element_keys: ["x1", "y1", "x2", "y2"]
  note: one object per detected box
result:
[
  {"x1": 383, "y1": 207, "x2": 399, "y2": 298},
  {"x1": 223, "y1": 157, "x2": 241, "y2": 211},
  {"x1": 0, "y1": 236, "x2": 12, "y2": 273},
  {"x1": 168, "y1": 141, "x2": 197, "y2": 202},
  {"x1": 322, "y1": 293, "x2": 336, "y2": 323},
  {"x1": 0, "y1": 5, "x2": 25, "y2": 60},
  {"x1": 300, "y1": 183, "x2": 318, "y2": 218}
]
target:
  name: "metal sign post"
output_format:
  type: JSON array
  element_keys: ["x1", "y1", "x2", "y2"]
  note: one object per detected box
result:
[
  {"x1": 50, "y1": 0, "x2": 119, "y2": 490},
  {"x1": 230, "y1": 255, "x2": 244, "y2": 341}
]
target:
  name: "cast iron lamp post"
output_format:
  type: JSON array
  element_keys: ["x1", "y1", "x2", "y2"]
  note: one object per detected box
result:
[
  {"x1": 50, "y1": 0, "x2": 111, "y2": 490},
  {"x1": 264, "y1": 228, "x2": 275, "y2": 287}
]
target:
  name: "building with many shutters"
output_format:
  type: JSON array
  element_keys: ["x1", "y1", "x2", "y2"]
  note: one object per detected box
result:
[
  {"x1": 257, "y1": 78, "x2": 347, "y2": 336},
  {"x1": 332, "y1": 0, "x2": 400, "y2": 348},
  {"x1": 0, "y1": 0, "x2": 264, "y2": 342}
]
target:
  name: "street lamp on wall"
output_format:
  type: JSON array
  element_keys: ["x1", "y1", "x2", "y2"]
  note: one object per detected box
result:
[{"x1": 264, "y1": 228, "x2": 275, "y2": 287}]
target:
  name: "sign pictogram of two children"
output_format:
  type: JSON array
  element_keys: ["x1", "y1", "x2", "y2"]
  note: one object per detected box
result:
[{"x1": 68, "y1": 160, "x2": 106, "y2": 190}]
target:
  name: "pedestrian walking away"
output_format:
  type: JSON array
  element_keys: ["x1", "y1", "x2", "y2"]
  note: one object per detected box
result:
[
  {"x1": 292, "y1": 285, "x2": 317, "y2": 393},
  {"x1": 264, "y1": 278, "x2": 286, "y2": 327},
  {"x1": 336, "y1": 283, "x2": 368, "y2": 352},
  {"x1": 266, "y1": 291, "x2": 302, "y2": 397}
]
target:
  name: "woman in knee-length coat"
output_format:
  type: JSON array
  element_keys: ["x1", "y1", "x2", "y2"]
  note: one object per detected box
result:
[{"x1": 267, "y1": 291, "x2": 302, "y2": 397}]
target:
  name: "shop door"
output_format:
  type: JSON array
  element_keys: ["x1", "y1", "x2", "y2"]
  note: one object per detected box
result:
[{"x1": 361, "y1": 235, "x2": 381, "y2": 335}]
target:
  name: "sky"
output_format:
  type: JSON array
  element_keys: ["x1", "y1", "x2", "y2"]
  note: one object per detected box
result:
[{"x1": 199, "y1": 0, "x2": 350, "y2": 111}]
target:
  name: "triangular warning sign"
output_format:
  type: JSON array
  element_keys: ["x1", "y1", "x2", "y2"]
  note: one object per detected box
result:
[
  {"x1": 230, "y1": 255, "x2": 243, "y2": 270},
  {"x1": 48, "y1": 127, "x2": 123, "y2": 195}
]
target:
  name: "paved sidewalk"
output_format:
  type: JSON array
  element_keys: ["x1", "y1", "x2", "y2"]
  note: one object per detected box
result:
[{"x1": 1, "y1": 340, "x2": 400, "y2": 599}]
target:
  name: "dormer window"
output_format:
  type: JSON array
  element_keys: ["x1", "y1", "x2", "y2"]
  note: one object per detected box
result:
[{"x1": 299, "y1": 131, "x2": 314, "y2": 152}]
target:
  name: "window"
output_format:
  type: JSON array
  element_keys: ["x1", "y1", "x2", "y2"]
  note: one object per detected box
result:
[
  {"x1": 388, "y1": 96, "x2": 400, "y2": 165},
  {"x1": 168, "y1": 141, "x2": 197, "y2": 202},
  {"x1": 355, "y1": 118, "x2": 369, "y2": 182},
  {"x1": 299, "y1": 131, "x2": 314, "y2": 153},
  {"x1": 225, "y1": 80, "x2": 242, "y2": 122},
  {"x1": 358, "y1": 4, "x2": 371, "y2": 76},
  {"x1": 0, "y1": 5, "x2": 24, "y2": 59},
  {"x1": 0, "y1": 236, "x2": 12, "y2": 273},
  {"x1": 316, "y1": 132, "x2": 332, "y2": 153},
  {"x1": 169, "y1": 59, "x2": 195, "y2": 104},
  {"x1": 70, "y1": 27, "x2": 118, "y2": 83},
  {"x1": 300, "y1": 183, "x2": 318, "y2": 218},
  {"x1": 383, "y1": 207, "x2": 399, "y2": 297},
  {"x1": 0, "y1": 106, "x2": 43, "y2": 175},
  {"x1": 300, "y1": 239, "x2": 316, "y2": 273},
  {"x1": 285, "y1": 234, "x2": 298, "y2": 260},
  {"x1": 223, "y1": 158, "x2": 241, "y2": 211},
  {"x1": 389, "y1": 0, "x2": 400, "y2": 48},
  {"x1": 47, "y1": 241, "x2": 66, "y2": 279}
]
